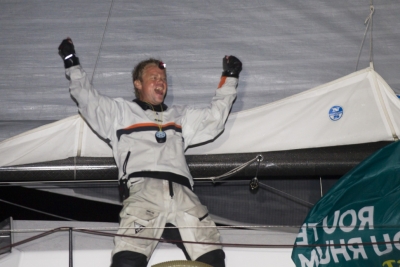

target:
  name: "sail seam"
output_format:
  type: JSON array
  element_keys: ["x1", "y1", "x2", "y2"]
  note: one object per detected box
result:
[{"x1": 371, "y1": 69, "x2": 399, "y2": 141}]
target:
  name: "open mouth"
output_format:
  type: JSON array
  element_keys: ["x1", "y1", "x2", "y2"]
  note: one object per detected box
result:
[{"x1": 155, "y1": 88, "x2": 164, "y2": 96}]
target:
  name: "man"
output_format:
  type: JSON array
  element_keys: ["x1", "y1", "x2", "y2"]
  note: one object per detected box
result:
[{"x1": 58, "y1": 38, "x2": 242, "y2": 267}]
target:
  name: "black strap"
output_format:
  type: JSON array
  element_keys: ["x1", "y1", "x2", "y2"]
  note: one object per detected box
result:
[
  {"x1": 169, "y1": 180, "x2": 174, "y2": 198},
  {"x1": 128, "y1": 171, "x2": 192, "y2": 190}
]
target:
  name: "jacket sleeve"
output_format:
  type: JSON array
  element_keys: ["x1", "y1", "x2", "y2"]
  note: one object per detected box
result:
[
  {"x1": 181, "y1": 77, "x2": 238, "y2": 148},
  {"x1": 65, "y1": 65, "x2": 120, "y2": 141}
]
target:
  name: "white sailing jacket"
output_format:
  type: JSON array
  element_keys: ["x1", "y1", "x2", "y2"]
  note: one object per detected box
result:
[{"x1": 66, "y1": 65, "x2": 238, "y2": 188}]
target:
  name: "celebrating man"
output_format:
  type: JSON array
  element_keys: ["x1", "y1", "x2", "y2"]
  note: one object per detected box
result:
[{"x1": 59, "y1": 38, "x2": 242, "y2": 267}]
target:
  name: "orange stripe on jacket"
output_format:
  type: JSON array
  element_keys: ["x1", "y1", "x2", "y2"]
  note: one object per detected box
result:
[
  {"x1": 123, "y1": 123, "x2": 159, "y2": 130},
  {"x1": 123, "y1": 122, "x2": 182, "y2": 130},
  {"x1": 218, "y1": 76, "x2": 227, "y2": 89},
  {"x1": 162, "y1": 122, "x2": 182, "y2": 129}
]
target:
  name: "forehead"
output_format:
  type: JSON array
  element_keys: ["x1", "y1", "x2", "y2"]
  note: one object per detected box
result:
[{"x1": 143, "y1": 64, "x2": 166, "y2": 76}]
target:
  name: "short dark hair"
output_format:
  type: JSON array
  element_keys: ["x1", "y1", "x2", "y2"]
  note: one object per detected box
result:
[{"x1": 132, "y1": 58, "x2": 165, "y2": 99}]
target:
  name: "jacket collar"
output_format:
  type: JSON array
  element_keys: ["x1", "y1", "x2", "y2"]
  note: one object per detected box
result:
[{"x1": 133, "y1": 99, "x2": 168, "y2": 112}]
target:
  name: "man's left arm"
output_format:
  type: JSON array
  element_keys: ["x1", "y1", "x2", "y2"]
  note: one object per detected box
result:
[{"x1": 182, "y1": 56, "x2": 242, "y2": 147}]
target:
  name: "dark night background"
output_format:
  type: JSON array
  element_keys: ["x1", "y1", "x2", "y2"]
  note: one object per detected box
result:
[
  {"x1": 0, "y1": 175, "x2": 341, "y2": 225},
  {"x1": 0, "y1": 186, "x2": 121, "y2": 222}
]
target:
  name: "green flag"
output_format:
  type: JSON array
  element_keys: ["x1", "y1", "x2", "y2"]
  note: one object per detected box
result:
[{"x1": 291, "y1": 141, "x2": 400, "y2": 267}]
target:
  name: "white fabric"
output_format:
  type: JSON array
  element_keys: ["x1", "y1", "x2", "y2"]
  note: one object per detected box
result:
[
  {"x1": 188, "y1": 66, "x2": 400, "y2": 154},
  {"x1": 113, "y1": 178, "x2": 221, "y2": 260},
  {"x1": 0, "y1": 115, "x2": 111, "y2": 167},
  {"x1": 66, "y1": 65, "x2": 237, "y2": 183},
  {"x1": 0, "y1": 67, "x2": 399, "y2": 167}
]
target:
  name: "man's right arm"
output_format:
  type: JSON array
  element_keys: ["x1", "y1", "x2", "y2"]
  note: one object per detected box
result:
[{"x1": 59, "y1": 38, "x2": 117, "y2": 141}]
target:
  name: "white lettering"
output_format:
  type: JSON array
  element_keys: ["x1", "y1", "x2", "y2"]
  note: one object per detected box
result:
[
  {"x1": 319, "y1": 206, "x2": 375, "y2": 235},
  {"x1": 394, "y1": 231, "x2": 400, "y2": 251},
  {"x1": 371, "y1": 234, "x2": 393, "y2": 256},
  {"x1": 323, "y1": 210, "x2": 340, "y2": 234},
  {"x1": 298, "y1": 249, "x2": 320, "y2": 267},
  {"x1": 308, "y1": 223, "x2": 319, "y2": 241},
  {"x1": 358, "y1": 206, "x2": 374, "y2": 230},
  {"x1": 296, "y1": 224, "x2": 309, "y2": 245},
  {"x1": 347, "y1": 237, "x2": 368, "y2": 259},
  {"x1": 339, "y1": 209, "x2": 357, "y2": 233},
  {"x1": 316, "y1": 242, "x2": 330, "y2": 264},
  {"x1": 330, "y1": 239, "x2": 351, "y2": 262}
]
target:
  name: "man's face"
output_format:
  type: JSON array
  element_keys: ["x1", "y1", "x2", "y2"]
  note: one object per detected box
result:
[{"x1": 134, "y1": 64, "x2": 167, "y2": 106}]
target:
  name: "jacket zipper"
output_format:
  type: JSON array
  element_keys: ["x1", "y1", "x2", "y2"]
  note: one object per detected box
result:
[{"x1": 122, "y1": 151, "x2": 131, "y2": 177}]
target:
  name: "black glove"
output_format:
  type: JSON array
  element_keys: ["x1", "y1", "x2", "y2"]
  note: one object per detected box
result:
[
  {"x1": 222, "y1": 55, "x2": 242, "y2": 78},
  {"x1": 58, "y1": 38, "x2": 80, "y2": 68}
]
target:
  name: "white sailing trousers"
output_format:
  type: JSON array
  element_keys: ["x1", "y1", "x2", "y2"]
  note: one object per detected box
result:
[{"x1": 112, "y1": 178, "x2": 222, "y2": 261}]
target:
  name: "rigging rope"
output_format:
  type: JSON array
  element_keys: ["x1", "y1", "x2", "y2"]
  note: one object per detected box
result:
[
  {"x1": 369, "y1": 0, "x2": 374, "y2": 65},
  {"x1": 0, "y1": 198, "x2": 74, "y2": 221},
  {"x1": 355, "y1": 3, "x2": 375, "y2": 71},
  {"x1": 193, "y1": 155, "x2": 262, "y2": 182},
  {"x1": 258, "y1": 182, "x2": 314, "y2": 207},
  {"x1": 90, "y1": 0, "x2": 115, "y2": 84}
]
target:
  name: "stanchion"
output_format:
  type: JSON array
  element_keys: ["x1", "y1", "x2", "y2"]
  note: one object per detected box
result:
[{"x1": 69, "y1": 227, "x2": 73, "y2": 267}]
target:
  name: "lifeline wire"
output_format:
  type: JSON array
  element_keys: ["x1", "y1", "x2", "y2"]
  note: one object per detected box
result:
[
  {"x1": 76, "y1": 228, "x2": 400, "y2": 248},
  {"x1": 1, "y1": 222, "x2": 397, "y2": 235},
  {"x1": 1, "y1": 226, "x2": 399, "y2": 252},
  {"x1": 0, "y1": 225, "x2": 300, "y2": 235},
  {"x1": 90, "y1": 0, "x2": 115, "y2": 84}
]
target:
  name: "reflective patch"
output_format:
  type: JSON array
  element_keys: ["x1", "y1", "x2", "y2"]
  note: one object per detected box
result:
[
  {"x1": 146, "y1": 210, "x2": 155, "y2": 216},
  {"x1": 134, "y1": 222, "x2": 145, "y2": 234},
  {"x1": 329, "y1": 106, "x2": 343, "y2": 121}
]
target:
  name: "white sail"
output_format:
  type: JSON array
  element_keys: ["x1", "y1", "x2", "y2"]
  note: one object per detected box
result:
[{"x1": 1, "y1": 66, "x2": 399, "y2": 167}]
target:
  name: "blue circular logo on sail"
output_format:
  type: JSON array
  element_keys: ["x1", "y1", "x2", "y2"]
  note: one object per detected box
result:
[{"x1": 329, "y1": 106, "x2": 343, "y2": 121}]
